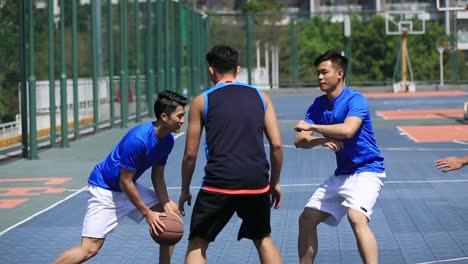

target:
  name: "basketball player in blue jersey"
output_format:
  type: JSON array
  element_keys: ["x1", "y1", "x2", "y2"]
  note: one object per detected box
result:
[
  {"x1": 178, "y1": 45, "x2": 284, "y2": 264},
  {"x1": 294, "y1": 50, "x2": 385, "y2": 264},
  {"x1": 53, "y1": 90, "x2": 187, "y2": 264}
]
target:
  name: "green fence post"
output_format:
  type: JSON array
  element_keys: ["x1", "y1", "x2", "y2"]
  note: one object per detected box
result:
[
  {"x1": 28, "y1": 0, "x2": 38, "y2": 159},
  {"x1": 290, "y1": 15, "x2": 299, "y2": 88},
  {"x1": 157, "y1": 0, "x2": 164, "y2": 94},
  {"x1": 246, "y1": 14, "x2": 253, "y2": 85},
  {"x1": 59, "y1": 0, "x2": 69, "y2": 148},
  {"x1": 174, "y1": 0, "x2": 182, "y2": 94},
  {"x1": 203, "y1": 15, "x2": 209, "y2": 88},
  {"x1": 120, "y1": 0, "x2": 129, "y2": 127},
  {"x1": 20, "y1": 0, "x2": 29, "y2": 158},
  {"x1": 48, "y1": 0, "x2": 56, "y2": 147},
  {"x1": 134, "y1": 0, "x2": 141, "y2": 121},
  {"x1": 450, "y1": 11, "x2": 458, "y2": 83},
  {"x1": 72, "y1": 0, "x2": 79, "y2": 139},
  {"x1": 108, "y1": 0, "x2": 115, "y2": 127},
  {"x1": 145, "y1": 0, "x2": 154, "y2": 112},
  {"x1": 186, "y1": 8, "x2": 194, "y2": 98},
  {"x1": 91, "y1": 0, "x2": 99, "y2": 131}
]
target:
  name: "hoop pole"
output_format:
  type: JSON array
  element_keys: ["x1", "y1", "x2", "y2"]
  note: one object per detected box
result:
[{"x1": 401, "y1": 31, "x2": 407, "y2": 82}]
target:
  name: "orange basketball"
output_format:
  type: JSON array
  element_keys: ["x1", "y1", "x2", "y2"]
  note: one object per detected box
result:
[{"x1": 150, "y1": 213, "x2": 184, "y2": 246}]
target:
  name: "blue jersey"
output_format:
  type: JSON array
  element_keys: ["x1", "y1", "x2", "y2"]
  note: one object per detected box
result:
[
  {"x1": 202, "y1": 81, "x2": 270, "y2": 193},
  {"x1": 88, "y1": 122, "x2": 174, "y2": 191},
  {"x1": 304, "y1": 87, "x2": 384, "y2": 175}
]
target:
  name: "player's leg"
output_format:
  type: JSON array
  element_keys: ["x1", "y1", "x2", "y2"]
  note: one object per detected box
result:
[
  {"x1": 341, "y1": 172, "x2": 385, "y2": 264},
  {"x1": 299, "y1": 175, "x2": 346, "y2": 264},
  {"x1": 54, "y1": 185, "x2": 118, "y2": 263},
  {"x1": 253, "y1": 235, "x2": 282, "y2": 264},
  {"x1": 185, "y1": 190, "x2": 235, "y2": 264},
  {"x1": 237, "y1": 192, "x2": 282, "y2": 264},
  {"x1": 298, "y1": 208, "x2": 330, "y2": 264},
  {"x1": 52, "y1": 237, "x2": 105, "y2": 264},
  {"x1": 186, "y1": 236, "x2": 209, "y2": 264},
  {"x1": 347, "y1": 208, "x2": 378, "y2": 264}
]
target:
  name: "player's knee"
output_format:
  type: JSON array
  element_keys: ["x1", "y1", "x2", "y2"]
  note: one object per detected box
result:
[
  {"x1": 188, "y1": 236, "x2": 209, "y2": 251},
  {"x1": 299, "y1": 208, "x2": 322, "y2": 227},
  {"x1": 81, "y1": 238, "x2": 104, "y2": 259},
  {"x1": 347, "y1": 208, "x2": 368, "y2": 227},
  {"x1": 82, "y1": 245, "x2": 100, "y2": 259}
]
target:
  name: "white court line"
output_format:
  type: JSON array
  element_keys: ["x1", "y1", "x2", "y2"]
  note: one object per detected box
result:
[
  {"x1": 453, "y1": 140, "x2": 468, "y2": 145},
  {"x1": 159, "y1": 179, "x2": 468, "y2": 191},
  {"x1": 415, "y1": 257, "x2": 468, "y2": 264},
  {"x1": 382, "y1": 147, "x2": 468, "y2": 151},
  {"x1": 279, "y1": 179, "x2": 468, "y2": 186},
  {"x1": 397, "y1": 126, "x2": 420, "y2": 143},
  {"x1": 0, "y1": 186, "x2": 87, "y2": 237},
  {"x1": 266, "y1": 145, "x2": 468, "y2": 151},
  {"x1": 0, "y1": 132, "x2": 186, "y2": 237}
]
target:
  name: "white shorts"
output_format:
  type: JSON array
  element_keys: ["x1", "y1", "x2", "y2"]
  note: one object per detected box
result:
[
  {"x1": 82, "y1": 183, "x2": 160, "y2": 238},
  {"x1": 305, "y1": 171, "x2": 385, "y2": 226}
]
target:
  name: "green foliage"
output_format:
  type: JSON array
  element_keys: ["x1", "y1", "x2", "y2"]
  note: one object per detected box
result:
[
  {"x1": 240, "y1": 0, "x2": 283, "y2": 13},
  {"x1": 0, "y1": 1, "x2": 20, "y2": 122}
]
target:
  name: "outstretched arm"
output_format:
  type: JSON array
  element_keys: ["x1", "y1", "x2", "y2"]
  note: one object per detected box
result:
[
  {"x1": 435, "y1": 156, "x2": 468, "y2": 172},
  {"x1": 179, "y1": 95, "x2": 204, "y2": 216}
]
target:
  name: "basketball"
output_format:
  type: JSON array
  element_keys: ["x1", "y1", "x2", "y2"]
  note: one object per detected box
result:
[{"x1": 150, "y1": 213, "x2": 184, "y2": 246}]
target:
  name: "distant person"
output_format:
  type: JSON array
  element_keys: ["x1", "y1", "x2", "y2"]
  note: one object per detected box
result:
[
  {"x1": 294, "y1": 50, "x2": 385, "y2": 264},
  {"x1": 435, "y1": 156, "x2": 468, "y2": 172},
  {"x1": 178, "y1": 44, "x2": 284, "y2": 264},
  {"x1": 53, "y1": 90, "x2": 187, "y2": 264}
]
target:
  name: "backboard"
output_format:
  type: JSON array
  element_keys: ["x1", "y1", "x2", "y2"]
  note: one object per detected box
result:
[
  {"x1": 436, "y1": 0, "x2": 468, "y2": 11},
  {"x1": 385, "y1": 11, "x2": 427, "y2": 35}
]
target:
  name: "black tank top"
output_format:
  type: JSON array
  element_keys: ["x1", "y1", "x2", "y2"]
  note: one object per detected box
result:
[{"x1": 201, "y1": 82, "x2": 270, "y2": 193}]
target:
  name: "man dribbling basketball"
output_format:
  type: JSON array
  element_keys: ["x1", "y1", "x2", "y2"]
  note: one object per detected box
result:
[{"x1": 53, "y1": 90, "x2": 187, "y2": 264}]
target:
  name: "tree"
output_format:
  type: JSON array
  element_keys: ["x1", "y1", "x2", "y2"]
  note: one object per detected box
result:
[{"x1": 0, "y1": 1, "x2": 20, "y2": 122}]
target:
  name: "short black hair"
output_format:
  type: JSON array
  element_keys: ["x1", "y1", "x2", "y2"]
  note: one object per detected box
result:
[
  {"x1": 153, "y1": 90, "x2": 187, "y2": 120},
  {"x1": 206, "y1": 45, "x2": 238, "y2": 74},
  {"x1": 314, "y1": 50, "x2": 348, "y2": 77}
]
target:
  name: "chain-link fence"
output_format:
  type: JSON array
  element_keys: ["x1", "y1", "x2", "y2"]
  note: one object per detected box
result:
[
  {"x1": 0, "y1": 0, "x2": 209, "y2": 159},
  {"x1": 208, "y1": 10, "x2": 468, "y2": 88}
]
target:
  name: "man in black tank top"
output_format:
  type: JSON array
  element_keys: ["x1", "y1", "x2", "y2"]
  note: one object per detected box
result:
[{"x1": 178, "y1": 45, "x2": 284, "y2": 264}]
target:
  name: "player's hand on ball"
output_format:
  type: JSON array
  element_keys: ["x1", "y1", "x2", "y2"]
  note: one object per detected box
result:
[{"x1": 146, "y1": 211, "x2": 166, "y2": 235}]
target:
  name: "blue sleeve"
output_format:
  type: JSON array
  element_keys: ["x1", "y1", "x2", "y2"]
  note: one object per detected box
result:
[
  {"x1": 120, "y1": 136, "x2": 146, "y2": 171},
  {"x1": 305, "y1": 97, "x2": 322, "y2": 124},
  {"x1": 347, "y1": 93, "x2": 368, "y2": 120},
  {"x1": 304, "y1": 104, "x2": 316, "y2": 124},
  {"x1": 155, "y1": 135, "x2": 175, "y2": 166}
]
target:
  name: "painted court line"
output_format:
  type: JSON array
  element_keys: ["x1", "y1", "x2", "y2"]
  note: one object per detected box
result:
[
  {"x1": 0, "y1": 132, "x2": 186, "y2": 237},
  {"x1": 0, "y1": 186, "x2": 87, "y2": 237},
  {"x1": 364, "y1": 90, "x2": 467, "y2": 98},
  {"x1": 376, "y1": 108, "x2": 463, "y2": 120},
  {"x1": 415, "y1": 256, "x2": 468, "y2": 264},
  {"x1": 398, "y1": 125, "x2": 468, "y2": 143}
]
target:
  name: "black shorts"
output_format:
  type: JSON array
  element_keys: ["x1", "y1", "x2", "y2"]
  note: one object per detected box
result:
[{"x1": 188, "y1": 189, "x2": 272, "y2": 242}]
